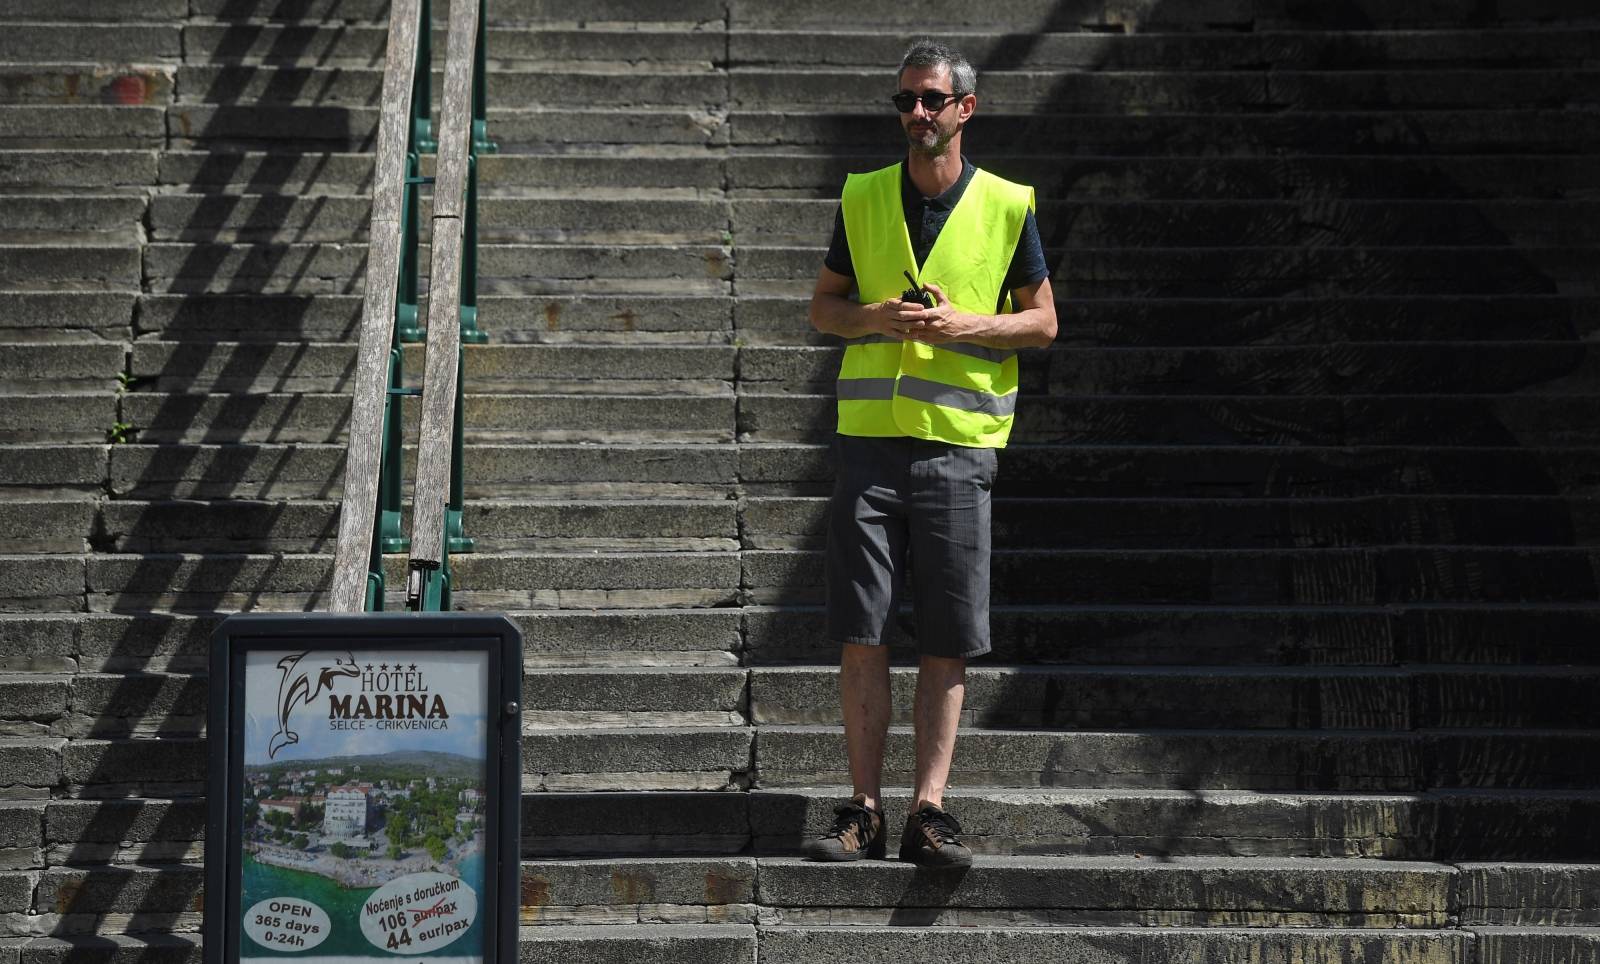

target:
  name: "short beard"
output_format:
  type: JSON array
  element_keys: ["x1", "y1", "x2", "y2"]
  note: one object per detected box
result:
[{"x1": 906, "y1": 125, "x2": 955, "y2": 157}]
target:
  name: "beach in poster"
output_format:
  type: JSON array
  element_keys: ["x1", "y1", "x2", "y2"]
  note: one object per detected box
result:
[{"x1": 238, "y1": 648, "x2": 489, "y2": 964}]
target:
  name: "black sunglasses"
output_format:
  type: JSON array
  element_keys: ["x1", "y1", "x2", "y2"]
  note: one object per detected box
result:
[{"x1": 891, "y1": 90, "x2": 960, "y2": 114}]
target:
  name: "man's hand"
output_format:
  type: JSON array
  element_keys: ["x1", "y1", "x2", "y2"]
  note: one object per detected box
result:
[{"x1": 892, "y1": 282, "x2": 974, "y2": 343}]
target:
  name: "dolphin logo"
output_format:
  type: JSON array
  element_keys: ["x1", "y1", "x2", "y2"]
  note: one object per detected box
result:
[{"x1": 267, "y1": 650, "x2": 361, "y2": 759}]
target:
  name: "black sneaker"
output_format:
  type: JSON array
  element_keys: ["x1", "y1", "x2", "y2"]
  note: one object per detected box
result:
[
  {"x1": 802, "y1": 793, "x2": 886, "y2": 861},
  {"x1": 899, "y1": 803, "x2": 973, "y2": 867}
]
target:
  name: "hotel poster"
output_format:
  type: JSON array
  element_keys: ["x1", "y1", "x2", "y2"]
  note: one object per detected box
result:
[{"x1": 206, "y1": 615, "x2": 521, "y2": 964}]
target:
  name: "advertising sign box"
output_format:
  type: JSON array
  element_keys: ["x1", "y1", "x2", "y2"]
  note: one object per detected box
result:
[{"x1": 205, "y1": 614, "x2": 521, "y2": 964}]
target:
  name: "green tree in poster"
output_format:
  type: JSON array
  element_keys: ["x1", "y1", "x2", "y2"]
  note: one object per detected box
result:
[{"x1": 425, "y1": 834, "x2": 446, "y2": 863}]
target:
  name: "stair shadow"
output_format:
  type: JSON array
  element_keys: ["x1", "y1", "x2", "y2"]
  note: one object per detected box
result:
[
  {"x1": 771, "y1": 0, "x2": 1599, "y2": 876},
  {"x1": 52, "y1": 0, "x2": 395, "y2": 937}
]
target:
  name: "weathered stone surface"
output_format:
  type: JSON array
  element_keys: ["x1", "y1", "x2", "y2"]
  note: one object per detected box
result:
[
  {"x1": 0, "y1": 740, "x2": 62, "y2": 791},
  {"x1": 33, "y1": 865, "x2": 202, "y2": 915},
  {"x1": 44, "y1": 799, "x2": 203, "y2": 847},
  {"x1": 517, "y1": 924, "x2": 754, "y2": 964},
  {"x1": 59, "y1": 739, "x2": 204, "y2": 787},
  {"x1": 756, "y1": 925, "x2": 1464, "y2": 962},
  {"x1": 16, "y1": 935, "x2": 199, "y2": 964},
  {"x1": 757, "y1": 855, "x2": 1454, "y2": 926}
]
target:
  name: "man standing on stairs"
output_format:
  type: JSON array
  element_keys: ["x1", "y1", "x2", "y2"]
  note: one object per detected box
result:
[{"x1": 802, "y1": 40, "x2": 1057, "y2": 867}]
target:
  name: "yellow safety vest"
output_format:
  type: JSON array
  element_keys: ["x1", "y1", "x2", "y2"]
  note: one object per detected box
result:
[{"x1": 837, "y1": 162, "x2": 1035, "y2": 448}]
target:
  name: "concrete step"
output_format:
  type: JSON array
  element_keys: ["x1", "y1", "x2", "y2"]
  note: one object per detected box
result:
[
  {"x1": 166, "y1": 104, "x2": 1600, "y2": 152},
  {"x1": 147, "y1": 150, "x2": 1600, "y2": 199},
  {"x1": 0, "y1": 395, "x2": 116, "y2": 444},
  {"x1": 0, "y1": 664, "x2": 748, "y2": 736},
  {"x1": 740, "y1": 342, "x2": 1600, "y2": 396},
  {"x1": 730, "y1": 150, "x2": 1600, "y2": 200},
  {"x1": 128, "y1": 343, "x2": 737, "y2": 393},
  {"x1": 157, "y1": 149, "x2": 724, "y2": 193},
  {"x1": 0, "y1": 343, "x2": 124, "y2": 391},
  {"x1": 0, "y1": 24, "x2": 179, "y2": 64},
  {"x1": 166, "y1": 104, "x2": 736, "y2": 151},
  {"x1": 0, "y1": 855, "x2": 1581, "y2": 930},
  {"x1": 756, "y1": 925, "x2": 1467, "y2": 962},
  {"x1": 182, "y1": 23, "x2": 723, "y2": 65},
  {"x1": 96, "y1": 499, "x2": 740, "y2": 552},
  {"x1": 753, "y1": 788, "x2": 1600, "y2": 861},
  {"x1": 748, "y1": 665, "x2": 1600, "y2": 730},
  {"x1": 727, "y1": 27, "x2": 1600, "y2": 70},
  {"x1": 737, "y1": 393, "x2": 1600, "y2": 446},
  {"x1": 96, "y1": 442, "x2": 1600, "y2": 501},
  {"x1": 176, "y1": 65, "x2": 727, "y2": 108},
  {"x1": 0, "y1": 244, "x2": 139, "y2": 290},
  {"x1": 120, "y1": 392, "x2": 736, "y2": 443},
  {"x1": 107, "y1": 442, "x2": 741, "y2": 500},
  {"x1": 0, "y1": 0, "x2": 187, "y2": 20},
  {"x1": 132, "y1": 293, "x2": 733, "y2": 342},
  {"x1": 0, "y1": 503, "x2": 92, "y2": 553},
  {"x1": 76, "y1": 551, "x2": 741, "y2": 612},
  {"x1": 141, "y1": 241, "x2": 731, "y2": 294},
  {"x1": 0, "y1": 446, "x2": 105, "y2": 500},
  {"x1": 12, "y1": 663, "x2": 1600, "y2": 737},
  {"x1": 184, "y1": 0, "x2": 729, "y2": 23},
  {"x1": 0, "y1": 151, "x2": 158, "y2": 191},
  {"x1": 0, "y1": 196, "x2": 144, "y2": 237},
  {"x1": 147, "y1": 194, "x2": 731, "y2": 244},
  {"x1": 14, "y1": 927, "x2": 1600, "y2": 964},
  {"x1": 0, "y1": 106, "x2": 163, "y2": 149},
  {"x1": 3, "y1": 601, "x2": 1597, "y2": 674},
  {"x1": 725, "y1": 109, "x2": 1600, "y2": 153},
  {"x1": 178, "y1": 26, "x2": 1600, "y2": 71},
  {"x1": 7, "y1": 783, "x2": 1600, "y2": 865},
  {"x1": 131, "y1": 291, "x2": 1592, "y2": 346},
  {"x1": 740, "y1": 603, "x2": 1600, "y2": 667},
  {"x1": 732, "y1": 198, "x2": 1600, "y2": 247},
  {"x1": 0, "y1": 609, "x2": 745, "y2": 673},
  {"x1": 144, "y1": 194, "x2": 1600, "y2": 246},
  {"x1": 742, "y1": 495, "x2": 1600, "y2": 549},
  {"x1": 753, "y1": 855, "x2": 1452, "y2": 927},
  {"x1": 725, "y1": 67, "x2": 1600, "y2": 112},
  {"x1": 0, "y1": 65, "x2": 174, "y2": 107},
  {"x1": 725, "y1": 0, "x2": 1596, "y2": 29},
  {"x1": 741, "y1": 243, "x2": 1600, "y2": 287},
  {"x1": 744, "y1": 546, "x2": 1600, "y2": 606},
  {"x1": 752, "y1": 725, "x2": 1600, "y2": 790},
  {"x1": 524, "y1": 726, "x2": 751, "y2": 791}
]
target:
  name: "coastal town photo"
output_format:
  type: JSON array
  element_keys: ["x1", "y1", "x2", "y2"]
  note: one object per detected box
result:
[{"x1": 242, "y1": 751, "x2": 486, "y2": 888}]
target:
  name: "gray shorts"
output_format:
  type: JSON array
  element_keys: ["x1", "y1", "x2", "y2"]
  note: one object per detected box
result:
[{"x1": 825, "y1": 434, "x2": 997, "y2": 659}]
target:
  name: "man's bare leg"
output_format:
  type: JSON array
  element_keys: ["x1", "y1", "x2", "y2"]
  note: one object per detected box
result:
[
  {"x1": 912, "y1": 653, "x2": 966, "y2": 810},
  {"x1": 840, "y1": 642, "x2": 892, "y2": 811}
]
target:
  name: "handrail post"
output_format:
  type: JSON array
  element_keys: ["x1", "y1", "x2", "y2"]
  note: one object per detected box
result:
[
  {"x1": 461, "y1": 154, "x2": 487, "y2": 344},
  {"x1": 413, "y1": 0, "x2": 435, "y2": 153},
  {"x1": 447, "y1": 342, "x2": 473, "y2": 553},
  {"x1": 472, "y1": 0, "x2": 494, "y2": 156},
  {"x1": 397, "y1": 154, "x2": 427, "y2": 343}
]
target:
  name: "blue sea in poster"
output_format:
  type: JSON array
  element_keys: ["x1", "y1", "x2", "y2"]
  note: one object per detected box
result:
[{"x1": 241, "y1": 849, "x2": 486, "y2": 961}]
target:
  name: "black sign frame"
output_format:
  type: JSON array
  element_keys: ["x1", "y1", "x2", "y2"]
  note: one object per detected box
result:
[{"x1": 205, "y1": 613, "x2": 522, "y2": 964}]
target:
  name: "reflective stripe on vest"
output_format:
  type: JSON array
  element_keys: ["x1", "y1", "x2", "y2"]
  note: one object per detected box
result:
[{"x1": 836, "y1": 162, "x2": 1034, "y2": 448}]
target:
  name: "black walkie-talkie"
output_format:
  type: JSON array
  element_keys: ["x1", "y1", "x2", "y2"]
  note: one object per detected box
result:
[{"x1": 901, "y1": 270, "x2": 934, "y2": 309}]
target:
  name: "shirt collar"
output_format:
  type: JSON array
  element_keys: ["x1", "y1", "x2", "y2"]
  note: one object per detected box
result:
[{"x1": 901, "y1": 155, "x2": 974, "y2": 212}]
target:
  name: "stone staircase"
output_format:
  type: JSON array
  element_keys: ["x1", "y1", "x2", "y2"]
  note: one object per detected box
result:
[{"x1": 3, "y1": 0, "x2": 1600, "y2": 960}]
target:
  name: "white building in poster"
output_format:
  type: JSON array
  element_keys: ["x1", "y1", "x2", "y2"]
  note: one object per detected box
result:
[{"x1": 322, "y1": 785, "x2": 372, "y2": 838}]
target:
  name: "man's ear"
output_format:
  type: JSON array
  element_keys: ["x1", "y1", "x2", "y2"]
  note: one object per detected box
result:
[{"x1": 958, "y1": 94, "x2": 977, "y2": 121}]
